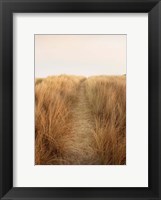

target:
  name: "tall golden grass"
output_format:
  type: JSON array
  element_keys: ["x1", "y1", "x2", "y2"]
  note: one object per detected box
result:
[
  {"x1": 35, "y1": 75, "x2": 85, "y2": 164},
  {"x1": 85, "y1": 76, "x2": 126, "y2": 164},
  {"x1": 35, "y1": 75, "x2": 126, "y2": 165}
]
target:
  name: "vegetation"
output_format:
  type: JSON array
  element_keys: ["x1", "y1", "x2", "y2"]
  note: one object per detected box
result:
[
  {"x1": 85, "y1": 76, "x2": 126, "y2": 164},
  {"x1": 35, "y1": 75, "x2": 126, "y2": 165}
]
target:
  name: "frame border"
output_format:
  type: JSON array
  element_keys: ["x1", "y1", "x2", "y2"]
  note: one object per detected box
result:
[{"x1": 0, "y1": 0, "x2": 161, "y2": 199}]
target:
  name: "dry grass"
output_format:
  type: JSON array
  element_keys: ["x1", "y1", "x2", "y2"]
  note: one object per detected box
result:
[
  {"x1": 85, "y1": 76, "x2": 126, "y2": 164},
  {"x1": 35, "y1": 78, "x2": 44, "y2": 85},
  {"x1": 35, "y1": 75, "x2": 126, "y2": 165},
  {"x1": 35, "y1": 75, "x2": 85, "y2": 164}
]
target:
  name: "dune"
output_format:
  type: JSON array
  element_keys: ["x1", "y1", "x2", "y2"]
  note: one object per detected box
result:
[{"x1": 35, "y1": 75, "x2": 126, "y2": 165}]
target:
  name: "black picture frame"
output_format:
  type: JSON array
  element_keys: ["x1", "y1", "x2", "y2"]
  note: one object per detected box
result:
[{"x1": 0, "y1": 0, "x2": 161, "y2": 199}]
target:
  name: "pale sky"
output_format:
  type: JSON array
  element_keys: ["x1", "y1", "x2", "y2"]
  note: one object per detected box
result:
[{"x1": 35, "y1": 35, "x2": 126, "y2": 78}]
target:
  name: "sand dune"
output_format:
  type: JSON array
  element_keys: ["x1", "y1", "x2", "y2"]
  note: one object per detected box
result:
[{"x1": 35, "y1": 75, "x2": 126, "y2": 165}]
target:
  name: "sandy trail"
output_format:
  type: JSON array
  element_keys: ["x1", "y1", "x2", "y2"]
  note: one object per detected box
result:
[{"x1": 69, "y1": 80, "x2": 96, "y2": 164}]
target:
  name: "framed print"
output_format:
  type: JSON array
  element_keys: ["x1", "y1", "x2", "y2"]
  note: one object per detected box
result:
[{"x1": 0, "y1": 0, "x2": 161, "y2": 199}]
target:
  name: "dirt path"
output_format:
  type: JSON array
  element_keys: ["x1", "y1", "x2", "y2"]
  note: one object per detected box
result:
[{"x1": 69, "y1": 80, "x2": 96, "y2": 164}]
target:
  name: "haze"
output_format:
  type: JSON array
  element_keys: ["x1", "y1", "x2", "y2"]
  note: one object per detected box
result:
[{"x1": 35, "y1": 35, "x2": 126, "y2": 78}]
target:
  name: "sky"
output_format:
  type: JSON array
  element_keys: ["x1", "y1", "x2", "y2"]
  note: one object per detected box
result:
[{"x1": 35, "y1": 35, "x2": 126, "y2": 78}]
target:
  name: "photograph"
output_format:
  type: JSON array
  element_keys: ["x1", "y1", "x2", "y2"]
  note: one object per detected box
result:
[{"x1": 35, "y1": 34, "x2": 126, "y2": 165}]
